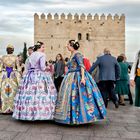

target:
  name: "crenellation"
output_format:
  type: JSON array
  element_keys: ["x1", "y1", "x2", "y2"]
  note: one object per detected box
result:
[
  {"x1": 74, "y1": 13, "x2": 79, "y2": 20},
  {"x1": 107, "y1": 14, "x2": 112, "y2": 20},
  {"x1": 114, "y1": 14, "x2": 119, "y2": 21},
  {"x1": 94, "y1": 14, "x2": 99, "y2": 20},
  {"x1": 61, "y1": 13, "x2": 65, "y2": 20},
  {"x1": 54, "y1": 13, "x2": 59, "y2": 20},
  {"x1": 35, "y1": 13, "x2": 125, "y2": 22},
  {"x1": 34, "y1": 13, "x2": 125, "y2": 61},
  {"x1": 47, "y1": 13, "x2": 52, "y2": 20},
  {"x1": 120, "y1": 14, "x2": 125, "y2": 21},
  {"x1": 80, "y1": 13, "x2": 86, "y2": 20},
  {"x1": 87, "y1": 13, "x2": 92, "y2": 20},
  {"x1": 34, "y1": 13, "x2": 39, "y2": 20},
  {"x1": 67, "y1": 13, "x2": 72, "y2": 20},
  {"x1": 41, "y1": 13, "x2": 45, "y2": 19},
  {"x1": 100, "y1": 14, "x2": 106, "y2": 21}
]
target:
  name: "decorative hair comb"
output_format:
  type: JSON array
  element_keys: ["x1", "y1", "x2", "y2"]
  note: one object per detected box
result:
[
  {"x1": 36, "y1": 42, "x2": 41, "y2": 46},
  {"x1": 72, "y1": 40, "x2": 78, "y2": 45},
  {"x1": 74, "y1": 40, "x2": 79, "y2": 47}
]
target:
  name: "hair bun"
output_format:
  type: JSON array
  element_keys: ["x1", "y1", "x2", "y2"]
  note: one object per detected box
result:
[
  {"x1": 33, "y1": 41, "x2": 44, "y2": 51},
  {"x1": 69, "y1": 40, "x2": 80, "y2": 50},
  {"x1": 73, "y1": 41, "x2": 80, "y2": 50}
]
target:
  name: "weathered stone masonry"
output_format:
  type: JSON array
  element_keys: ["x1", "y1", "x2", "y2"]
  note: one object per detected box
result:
[{"x1": 34, "y1": 13, "x2": 125, "y2": 62}]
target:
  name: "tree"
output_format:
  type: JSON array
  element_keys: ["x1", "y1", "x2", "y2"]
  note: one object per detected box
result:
[{"x1": 22, "y1": 42, "x2": 28, "y2": 63}]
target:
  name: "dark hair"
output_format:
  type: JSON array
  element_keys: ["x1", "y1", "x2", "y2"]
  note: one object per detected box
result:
[
  {"x1": 34, "y1": 41, "x2": 44, "y2": 51},
  {"x1": 69, "y1": 40, "x2": 80, "y2": 50},
  {"x1": 117, "y1": 55, "x2": 124, "y2": 62},
  {"x1": 6, "y1": 48, "x2": 14, "y2": 54},
  {"x1": 28, "y1": 46, "x2": 34, "y2": 50},
  {"x1": 49, "y1": 60, "x2": 53, "y2": 63},
  {"x1": 45, "y1": 61, "x2": 48, "y2": 66},
  {"x1": 52, "y1": 61, "x2": 55, "y2": 64},
  {"x1": 56, "y1": 53, "x2": 64, "y2": 62},
  {"x1": 65, "y1": 57, "x2": 69, "y2": 62}
]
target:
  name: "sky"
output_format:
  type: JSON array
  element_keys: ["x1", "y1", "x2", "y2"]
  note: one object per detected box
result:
[{"x1": 0, "y1": 0, "x2": 140, "y2": 61}]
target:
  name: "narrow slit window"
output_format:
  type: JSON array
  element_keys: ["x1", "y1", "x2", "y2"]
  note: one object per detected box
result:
[
  {"x1": 86, "y1": 33, "x2": 90, "y2": 41},
  {"x1": 78, "y1": 33, "x2": 82, "y2": 40}
]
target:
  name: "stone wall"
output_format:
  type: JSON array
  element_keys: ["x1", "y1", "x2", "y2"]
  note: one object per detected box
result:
[{"x1": 34, "y1": 13, "x2": 125, "y2": 62}]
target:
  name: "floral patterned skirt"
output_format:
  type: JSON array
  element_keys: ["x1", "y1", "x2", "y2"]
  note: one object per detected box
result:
[
  {"x1": 54, "y1": 71, "x2": 107, "y2": 124},
  {"x1": 0, "y1": 71, "x2": 20, "y2": 114},
  {"x1": 12, "y1": 70, "x2": 57, "y2": 120}
]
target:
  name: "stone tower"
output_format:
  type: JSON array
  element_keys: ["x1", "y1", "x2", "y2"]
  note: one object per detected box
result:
[{"x1": 34, "y1": 13, "x2": 125, "y2": 62}]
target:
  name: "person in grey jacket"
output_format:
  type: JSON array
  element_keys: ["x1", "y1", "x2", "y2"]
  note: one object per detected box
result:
[
  {"x1": 89, "y1": 48, "x2": 120, "y2": 108},
  {"x1": 54, "y1": 53, "x2": 65, "y2": 92}
]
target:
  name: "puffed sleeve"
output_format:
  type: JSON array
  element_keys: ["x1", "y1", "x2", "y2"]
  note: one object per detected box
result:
[
  {"x1": 39, "y1": 54, "x2": 46, "y2": 71},
  {"x1": 75, "y1": 53, "x2": 85, "y2": 69},
  {"x1": 24, "y1": 58, "x2": 30, "y2": 73}
]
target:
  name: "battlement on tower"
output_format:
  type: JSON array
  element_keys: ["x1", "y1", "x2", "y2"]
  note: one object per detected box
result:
[
  {"x1": 34, "y1": 13, "x2": 125, "y2": 21},
  {"x1": 34, "y1": 12, "x2": 125, "y2": 62}
]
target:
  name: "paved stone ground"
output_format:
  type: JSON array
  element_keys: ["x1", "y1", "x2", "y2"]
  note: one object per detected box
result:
[{"x1": 0, "y1": 102, "x2": 140, "y2": 140}]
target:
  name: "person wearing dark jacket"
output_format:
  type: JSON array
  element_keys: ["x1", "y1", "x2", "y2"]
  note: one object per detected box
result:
[
  {"x1": 54, "y1": 54, "x2": 65, "y2": 92},
  {"x1": 89, "y1": 48, "x2": 121, "y2": 108}
]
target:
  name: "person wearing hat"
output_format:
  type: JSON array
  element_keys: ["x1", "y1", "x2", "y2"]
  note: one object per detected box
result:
[{"x1": 0, "y1": 44, "x2": 21, "y2": 114}]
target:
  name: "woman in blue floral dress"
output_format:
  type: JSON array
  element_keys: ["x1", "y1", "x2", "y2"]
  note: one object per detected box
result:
[{"x1": 54, "y1": 40, "x2": 107, "y2": 124}]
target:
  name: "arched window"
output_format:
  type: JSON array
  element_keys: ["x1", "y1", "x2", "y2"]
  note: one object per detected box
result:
[
  {"x1": 51, "y1": 46, "x2": 53, "y2": 50},
  {"x1": 86, "y1": 33, "x2": 90, "y2": 41},
  {"x1": 78, "y1": 33, "x2": 82, "y2": 40}
]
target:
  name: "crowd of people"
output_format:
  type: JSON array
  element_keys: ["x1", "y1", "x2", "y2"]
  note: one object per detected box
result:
[{"x1": 0, "y1": 40, "x2": 139, "y2": 125}]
